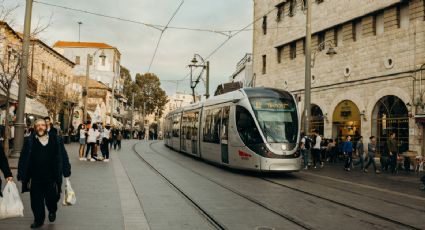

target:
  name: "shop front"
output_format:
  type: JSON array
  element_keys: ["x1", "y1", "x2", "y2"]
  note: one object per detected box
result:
[
  {"x1": 371, "y1": 95, "x2": 409, "y2": 155},
  {"x1": 332, "y1": 100, "x2": 361, "y2": 142}
]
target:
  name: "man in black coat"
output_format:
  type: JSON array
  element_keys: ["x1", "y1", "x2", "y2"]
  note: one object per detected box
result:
[
  {"x1": 18, "y1": 119, "x2": 71, "y2": 229},
  {"x1": 44, "y1": 116, "x2": 58, "y2": 136},
  {"x1": 0, "y1": 142, "x2": 13, "y2": 197}
]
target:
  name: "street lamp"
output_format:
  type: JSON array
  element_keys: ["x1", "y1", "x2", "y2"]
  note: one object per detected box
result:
[
  {"x1": 311, "y1": 40, "x2": 337, "y2": 67},
  {"x1": 188, "y1": 54, "x2": 210, "y2": 102},
  {"x1": 83, "y1": 49, "x2": 106, "y2": 124}
]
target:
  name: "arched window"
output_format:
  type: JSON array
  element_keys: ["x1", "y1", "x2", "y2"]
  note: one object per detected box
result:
[{"x1": 372, "y1": 95, "x2": 409, "y2": 155}]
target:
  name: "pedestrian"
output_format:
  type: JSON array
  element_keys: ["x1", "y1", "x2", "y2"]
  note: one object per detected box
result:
[
  {"x1": 114, "y1": 128, "x2": 119, "y2": 150},
  {"x1": 85, "y1": 123, "x2": 99, "y2": 162},
  {"x1": 17, "y1": 119, "x2": 71, "y2": 229},
  {"x1": 312, "y1": 130, "x2": 322, "y2": 169},
  {"x1": 44, "y1": 117, "x2": 58, "y2": 136},
  {"x1": 387, "y1": 132, "x2": 398, "y2": 174},
  {"x1": 78, "y1": 124, "x2": 87, "y2": 161},
  {"x1": 353, "y1": 136, "x2": 365, "y2": 170},
  {"x1": 300, "y1": 132, "x2": 310, "y2": 170},
  {"x1": 0, "y1": 141, "x2": 13, "y2": 197},
  {"x1": 343, "y1": 135, "x2": 354, "y2": 171},
  {"x1": 116, "y1": 131, "x2": 123, "y2": 150},
  {"x1": 326, "y1": 139, "x2": 337, "y2": 163},
  {"x1": 95, "y1": 124, "x2": 102, "y2": 160},
  {"x1": 101, "y1": 125, "x2": 111, "y2": 162},
  {"x1": 364, "y1": 136, "x2": 380, "y2": 174}
]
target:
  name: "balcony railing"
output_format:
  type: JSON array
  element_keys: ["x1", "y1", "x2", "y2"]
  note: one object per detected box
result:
[{"x1": 27, "y1": 77, "x2": 38, "y2": 96}]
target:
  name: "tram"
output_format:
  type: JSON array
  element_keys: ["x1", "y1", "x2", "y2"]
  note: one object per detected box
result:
[{"x1": 163, "y1": 87, "x2": 301, "y2": 172}]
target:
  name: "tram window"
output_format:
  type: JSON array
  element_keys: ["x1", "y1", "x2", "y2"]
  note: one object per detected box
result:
[
  {"x1": 202, "y1": 108, "x2": 221, "y2": 144},
  {"x1": 192, "y1": 111, "x2": 199, "y2": 140},
  {"x1": 173, "y1": 114, "x2": 180, "y2": 137},
  {"x1": 221, "y1": 106, "x2": 230, "y2": 141},
  {"x1": 236, "y1": 106, "x2": 263, "y2": 145}
]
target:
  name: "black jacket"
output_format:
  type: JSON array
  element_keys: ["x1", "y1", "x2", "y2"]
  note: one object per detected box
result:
[
  {"x1": 48, "y1": 126, "x2": 58, "y2": 136},
  {"x1": 17, "y1": 134, "x2": 71, "y2": 193},
  {"x1": 0, "y1": 143, "x2": 12, "y2": 196}
]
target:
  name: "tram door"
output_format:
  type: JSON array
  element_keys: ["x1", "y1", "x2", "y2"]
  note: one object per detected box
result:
[{"x1": 221, "y1": 106, "x2": 230, "y2": 164}]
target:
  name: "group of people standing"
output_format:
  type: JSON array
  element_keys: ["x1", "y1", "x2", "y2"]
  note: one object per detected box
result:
[
  {"x1": 300, "y1": 130, "x2": 402, "y2": 174},
  {"x1": 77, "y1": 123, "x2": 123, "y2": 162}
]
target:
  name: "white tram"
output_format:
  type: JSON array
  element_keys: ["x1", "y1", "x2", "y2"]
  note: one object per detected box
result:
[{"x1": 163, "y1": 88, "x2": 301, "y2": 172}]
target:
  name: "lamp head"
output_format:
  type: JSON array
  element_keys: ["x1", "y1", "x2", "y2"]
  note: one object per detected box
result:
[
  {"x1": 191, "y1": 56, "x2": 198, "y2": 65},
  {"x1": 326, "y1": 47, "x2": 337, "y2": 56}
]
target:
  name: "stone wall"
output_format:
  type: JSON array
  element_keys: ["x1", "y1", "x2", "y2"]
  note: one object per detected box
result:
[{"x1": 253, "y1": 0, "x2": 425, "y2": 154}]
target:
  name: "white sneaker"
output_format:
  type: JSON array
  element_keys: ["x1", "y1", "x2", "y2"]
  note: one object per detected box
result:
[
  {"x1": 82, "y1": 157, "x2": 87, "y2": 161},
  {"x1": 79, "y1": 158, "x2": 84, "y2": 161},
  {"x1": 104, "y1": 159, "x2": 109, "y2": 162},
  {"x1": 90, "y1": 158, "x2": 96, "y2": 162}
]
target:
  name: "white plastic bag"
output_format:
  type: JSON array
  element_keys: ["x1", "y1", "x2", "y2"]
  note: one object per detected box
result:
[
  {"x1": 0, "y1": 181, "x2": 24, "y2": 219},
  {"x1": 62, "y1": 178, "x2": 76, "y2": 206}
]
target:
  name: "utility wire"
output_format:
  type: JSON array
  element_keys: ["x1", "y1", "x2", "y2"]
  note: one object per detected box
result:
[
  {"x1": 32, "y1": 0, "x2": 163, "y2": 31},
  {"x1": 147, "y1": 0, "x2": 184, "y2": 72},
  {"x1": 31, "y1": 0, "x2": 302, "y2": 35}
]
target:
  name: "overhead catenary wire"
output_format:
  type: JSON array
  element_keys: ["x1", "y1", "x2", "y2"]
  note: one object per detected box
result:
[
  {"x1": 147, "y1": 0, "x2": 184, "y2": 73},
  {"x1": 31, "y1": 0, "x2": 303, "y2": 35}
]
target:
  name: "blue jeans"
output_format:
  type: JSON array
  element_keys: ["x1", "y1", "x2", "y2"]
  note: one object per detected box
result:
[
  {"x1": 301, "y1": 149, "x2": 309, "y2": 167},
  {"x1": 365, "y1": 154, "x2": 377, "y2": 171},
  {"x1": 354, "y1": 154, "x2": 365, "y2": 169},
  {"x1": 344, "y1": 152, "x2": 353, "y2": 169}
]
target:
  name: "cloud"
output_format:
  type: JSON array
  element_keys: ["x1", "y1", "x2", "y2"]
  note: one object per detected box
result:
[{"x1": 6, "y1": 0, "x2": 253, "y2": 95}]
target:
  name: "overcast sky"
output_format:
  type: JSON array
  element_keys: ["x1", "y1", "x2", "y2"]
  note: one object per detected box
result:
[{"x1": 5, "y1": 0, "x2": 253, "y2": 96}]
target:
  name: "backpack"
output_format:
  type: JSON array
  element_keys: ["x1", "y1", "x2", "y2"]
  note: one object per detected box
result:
[
  {"x1": 305, "y1": 136, "x2": 313, "y2": 150},
  {"x1": 311, "y1": 134, "x2": 317, "y2": 148}
]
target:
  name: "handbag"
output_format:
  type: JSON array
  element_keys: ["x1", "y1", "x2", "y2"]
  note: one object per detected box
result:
[
  {"x1": 0, "y1": 181, "x2": 24, "y2": 219},
  {"x1": 62, "y1": 178, "x2": 76, "y2": 206}
]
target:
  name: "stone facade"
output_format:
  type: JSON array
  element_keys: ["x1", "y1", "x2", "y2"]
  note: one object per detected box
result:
[{"x1": 253, "y1": 0, "x2": 425, "y2": 155}]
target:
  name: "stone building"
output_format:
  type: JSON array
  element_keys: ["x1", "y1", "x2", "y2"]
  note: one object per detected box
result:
[
  {"x1": 53, "y1": 41, "x2": 127, "y2": 126},
  {"x1": 0, "y1": 21, "x2": 75, "y2": 129},
  {"x1": 253, "y1": 0, "x2": 425, "y2": 155}
]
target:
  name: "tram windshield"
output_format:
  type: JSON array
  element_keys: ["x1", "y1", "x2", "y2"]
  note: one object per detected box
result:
[{"x1": 249, "y1": 97, "x2": 298, "y2": 144}]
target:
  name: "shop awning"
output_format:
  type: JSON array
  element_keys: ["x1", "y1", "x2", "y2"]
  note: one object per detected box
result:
[{"x1": 25, "y1": 97, "x2": 48, "y2": 117}]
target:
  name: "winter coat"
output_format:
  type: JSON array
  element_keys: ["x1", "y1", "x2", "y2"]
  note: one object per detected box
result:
[{"x1": 17, "y1": 134, "x2": 71, "y2": 193}]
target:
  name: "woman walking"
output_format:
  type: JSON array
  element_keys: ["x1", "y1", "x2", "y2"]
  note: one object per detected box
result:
[
  {"x1": 343, "y1": 136, "x2": 354, "y2": 171},
  {"x1": 78, "y1": 124, "x2": 87, "y2": 161}
]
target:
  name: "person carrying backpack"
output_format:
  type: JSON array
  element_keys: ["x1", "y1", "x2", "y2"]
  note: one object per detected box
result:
[{"x1": 300, "y1": 132, "x2": 310, "y2": 170}]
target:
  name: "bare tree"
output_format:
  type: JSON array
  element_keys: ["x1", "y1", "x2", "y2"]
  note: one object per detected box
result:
[{"x1": 0, "y1": 3, "x2": 53, "y2": 152}]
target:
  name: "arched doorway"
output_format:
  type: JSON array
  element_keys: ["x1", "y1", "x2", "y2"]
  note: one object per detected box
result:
[
  {"x1": 301, "y1": 104, "x2": 325, "y2": 135},
  {"x1": 332, "y1": 100, "x2": 361, "y2": 142},
  {"x1": 371, "y1": 95, "x2": 409, "y2": 155}
]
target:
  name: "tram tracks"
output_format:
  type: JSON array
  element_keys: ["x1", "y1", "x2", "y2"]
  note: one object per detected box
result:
[
  {"x1": 260, "y1": 178, "x2": 421, "y2": 230},
  {"x1": 148, "y1": 141, "x2": 423, "y2": 230},
  {"x1": 131, "y1": 143, "x2": 227, "y2": 230},
  {"x1": 133, "y1": 142, "x2": 313, "y2": 230}
]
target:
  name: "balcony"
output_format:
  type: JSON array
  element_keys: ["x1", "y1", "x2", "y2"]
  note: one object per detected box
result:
[{"x1": 27, "y1": 77, "x2": 38, "y2": 97}]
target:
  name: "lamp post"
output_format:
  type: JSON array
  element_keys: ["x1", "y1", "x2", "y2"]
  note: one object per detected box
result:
[
  {"x1": 304, "y1": 0, "x2": 337, "y2": 134},
  {"x1": 83, "y1": 49, "x2": 106, "y2": 124},
  {"x1": 109, "y1": 63, "x2": 120, "y2": 127},
  {"x1": 188, "y1": 54, "x2": 209, "y2": 102},
  {"x1": 12, "y1": 0, "x2": 33, "y2": 157}
]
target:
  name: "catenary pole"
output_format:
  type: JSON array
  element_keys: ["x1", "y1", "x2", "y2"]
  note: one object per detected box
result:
[
  {"x1": 12, "y1": 0, "x2": 33, "y2": 157},
  {"x1": 83, "y1": 54, "x2": 90, "y2": 123},
  {"x1": 205, "y1": 61, "x2": 210, "y2": 99},
  {"x1": 304, "y1": 0, "x2": 312, "y2": 135}
]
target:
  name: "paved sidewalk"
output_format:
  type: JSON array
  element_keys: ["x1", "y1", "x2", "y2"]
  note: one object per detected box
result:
[{"x1": 0, "y1": 142, "x2": 149, "y2": 230}]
